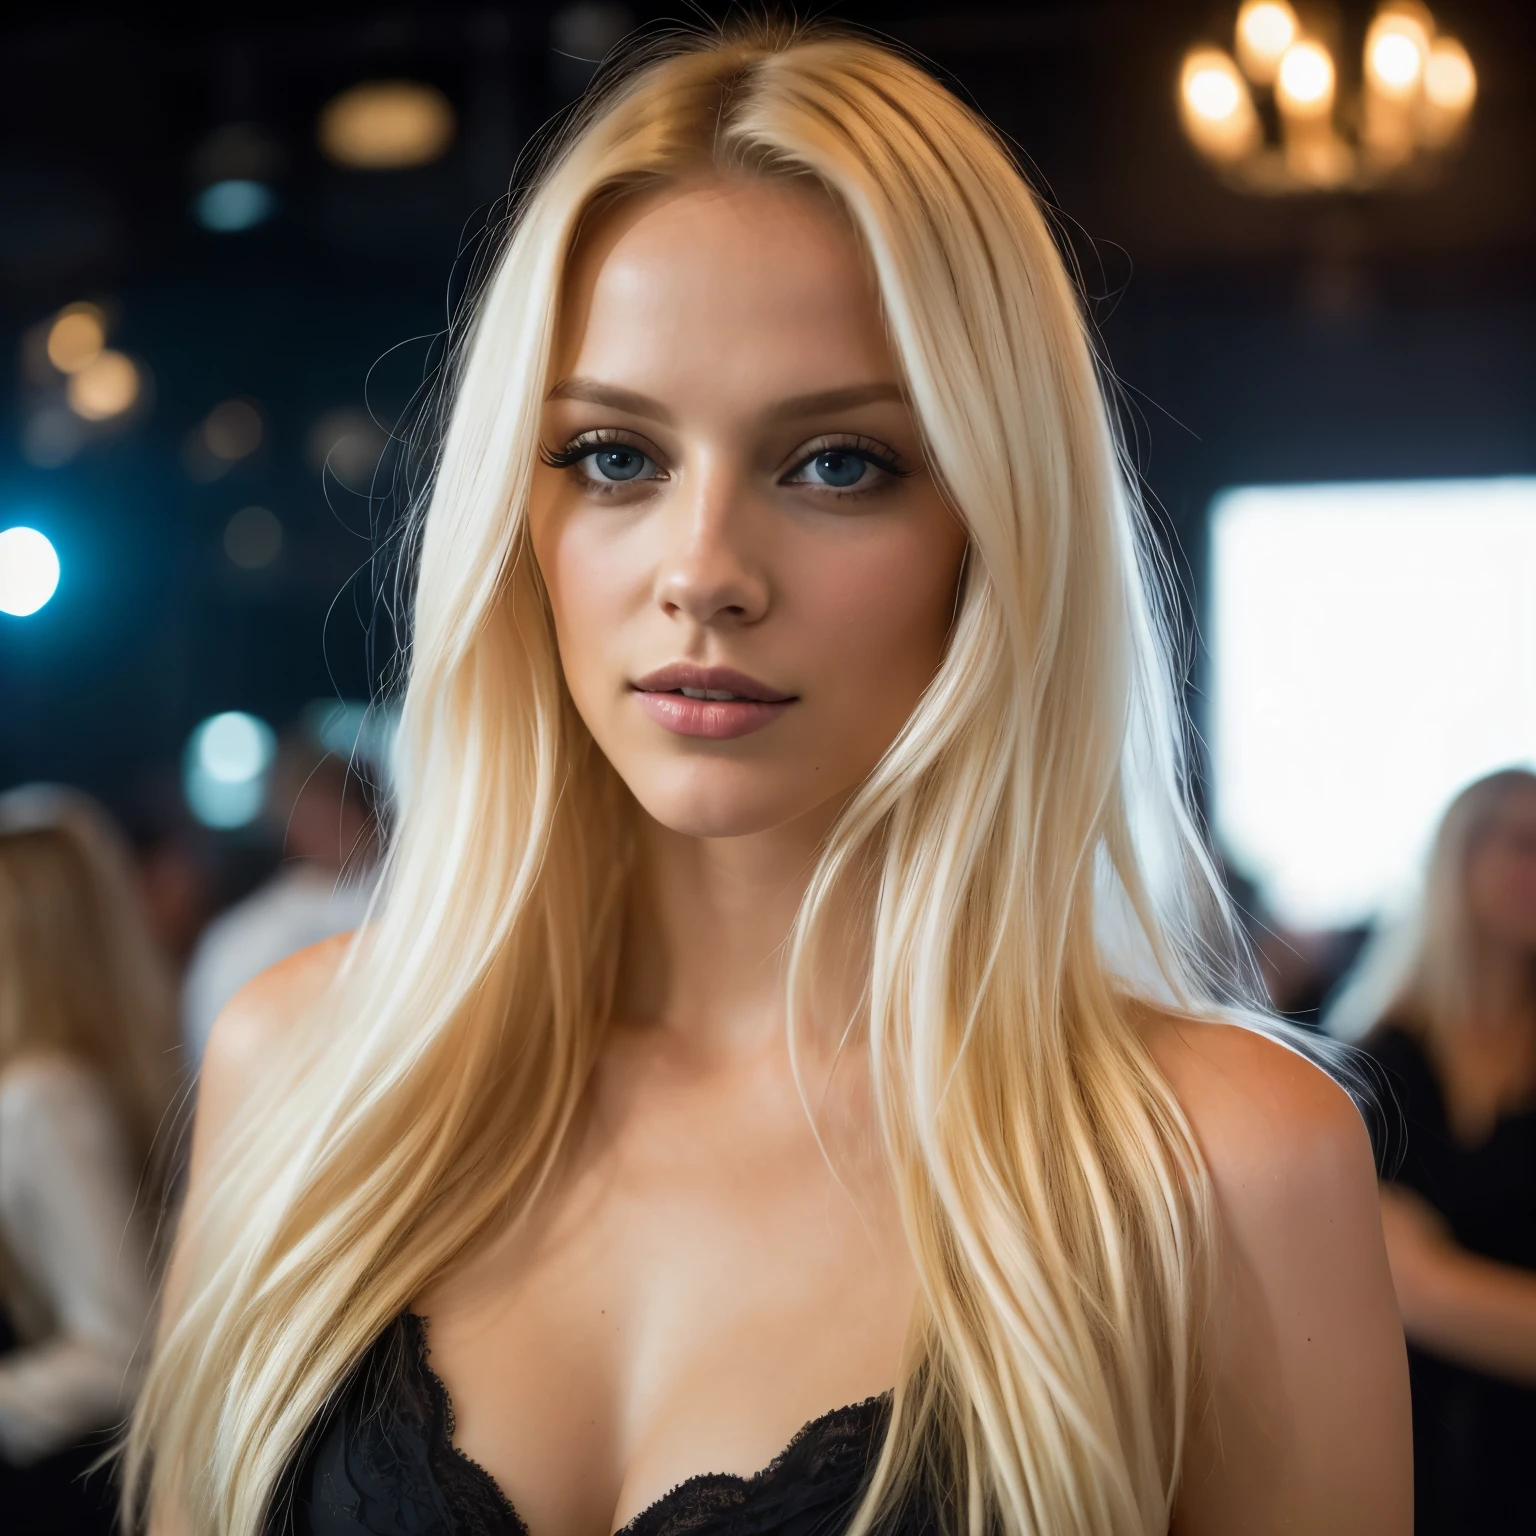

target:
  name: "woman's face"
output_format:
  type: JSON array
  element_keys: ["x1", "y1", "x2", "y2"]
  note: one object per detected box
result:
[
  {"x1": 1465, "y1": 781, "x2": 1536, "y2": 952},
  {"x1": 530, "y1": 178, "x2": 967, "y2": 840}
]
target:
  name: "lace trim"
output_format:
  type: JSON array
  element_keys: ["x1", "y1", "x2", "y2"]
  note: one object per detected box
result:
[
  {"x1": 405, "y1": 1313, "x2": 529, "y2": 1536},
  {"x1": 612, "y1": 1392, "x2": 891, "y2": 1536},
  {"x1": 402, "y1": 1311, "x2": 891, "y2": 1536}
]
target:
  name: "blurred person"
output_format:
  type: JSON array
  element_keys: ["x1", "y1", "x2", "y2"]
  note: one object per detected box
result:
[
  {"x1": 180, "y1": 735, "x2": 378, "y2": 1067},
  {"x1": 122, "y1": 787, "x2": 221, "y2": 980},
  {"x1": 1358, "y1": 768, "x2": 1536, "y2": 1534},
  {"x1": 0, "y1": 787, "x2": 177, "y2": 1531}
]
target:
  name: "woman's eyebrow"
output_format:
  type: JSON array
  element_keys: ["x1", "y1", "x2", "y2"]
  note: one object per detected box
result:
[
  {"x1": 546, "y1": 377, "x2": 675, "y2": 424},
  {"x1": 764, "y1": 382, "x2": 905, "y2": 422},
  {"x1": 544, "y1": 378, "x2": 905, "y2": 425}
]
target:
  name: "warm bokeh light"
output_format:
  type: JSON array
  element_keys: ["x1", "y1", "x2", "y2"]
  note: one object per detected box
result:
[
  {"x1": 1187, "y1": 64, "x2": 1242, "y2": 121},
  {"x1": 224, "y1": 505, "x2": 283, "y2": 569},
  {"x1": 1276, "y1": 39, "x2": 1336, "y2": 117},
  {"x1": 1179, "y1": 49, "x2": 1259, "y2": 161},
  {"x1": 203, "y1": 398, "x2": 263, "y2": 460},
  {"x1": 1365, "y1": 10, "x2": 1429, "y2": 99},
  {"x1": 1425, "y1": 36, "x2": 1476, "y2": 111},
  {"x1": 319, "y1": 80, "x2": 455, "y2": 169},
  {"x1": 0, "y1": 526, "x2": 61, "y2": 618},
  {"x1": 65, "y1": 349, "x2": 140, "y2": 421},
  {"x1": 46, "y1": 305, "x2": 105, "y2": 374},
  {"x1": 1235, "y1": 1, "x2": 1297, "y2": 85}
]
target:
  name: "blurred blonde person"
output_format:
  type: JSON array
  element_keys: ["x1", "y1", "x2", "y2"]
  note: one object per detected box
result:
[
  {"x1": 1361, "y1": 768, "x2": 1536, "y2": 1534},
  {"x1": 0, "y1": 788, "x2": 174, "y2": 1472}
]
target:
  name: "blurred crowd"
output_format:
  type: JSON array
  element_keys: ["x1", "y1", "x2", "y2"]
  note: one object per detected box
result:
[
  {"x1": 0, "y1": 757, "x2": 1532, "y2": 1533},
  {"x1": 0, "y1": 725, "x2": 377, "y2": 1533}
]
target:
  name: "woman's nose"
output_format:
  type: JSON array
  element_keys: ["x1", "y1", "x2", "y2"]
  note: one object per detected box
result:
[{"x1": 652, "y1": 462, "x2": 770, "y2": 628}]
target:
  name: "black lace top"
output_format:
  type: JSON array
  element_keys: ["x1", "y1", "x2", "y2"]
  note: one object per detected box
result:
[{"x1": 278, "y1": 1314, "x2": 940, "y2": 1536}]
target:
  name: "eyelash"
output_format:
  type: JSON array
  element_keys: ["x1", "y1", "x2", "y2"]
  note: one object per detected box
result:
[
  {"x1": 538, "y1": 429, "x2": 652, "y2": 473},
  {"x1": 785, "y1": 435, "x2": 911, "y2": 497},
  {"x1": 540, "y1": 431, "x2": 913, "y2": 500}
]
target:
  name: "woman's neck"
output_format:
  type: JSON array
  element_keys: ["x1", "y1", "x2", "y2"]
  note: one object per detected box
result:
[{"x1": 614, "y1": 799, "x2": 863, "y2": 1063}]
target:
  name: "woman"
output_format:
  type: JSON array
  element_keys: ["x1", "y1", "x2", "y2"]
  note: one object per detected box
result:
[
  {"x1": 129, "y1": 25, "x2": 1409, "y2": 1536},
  {"x1": 1364, "y1": 768, "x2": 1536, "y2": 1533},
  {"x1": 0, "y1": 789, "x2": 173, "y2": 1529}
]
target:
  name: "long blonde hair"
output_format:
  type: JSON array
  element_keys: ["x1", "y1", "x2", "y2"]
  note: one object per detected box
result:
[
  {"x1": 130, "y1": 23, "x2": 1250, "y2": 1536},
  {"x1": 1388, "y1": 767, "x2": 1536, "y2": 1039},
  {"x1": 0, "y1": 787, "x2": 177, "y2": 1171}
]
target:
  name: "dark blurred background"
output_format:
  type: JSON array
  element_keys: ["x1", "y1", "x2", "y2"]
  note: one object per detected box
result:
[
  {"x1": 3, "y1": 11, "x2": 1536, "y2": 1527},
  {"x1": 0, "y1": 0, "x2": 1532, "y2": 1003}
]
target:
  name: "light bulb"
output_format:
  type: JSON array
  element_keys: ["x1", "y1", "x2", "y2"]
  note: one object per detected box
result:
[
  {"x1": 1425, "y1": 37, "x2": 1476, "y2": 112},
  {"x1": 1179, "y1": 48, "x2": 1260, "y2": 162},
  {"x1": 1236, "y1": 1, "x2": 1298, "y2": 85},
  {"x1": 1276, "y1": 40, "x2": 1336, "y2": 117},
  {"x1": 1365, "y1": 8, "x2": 1430, "y2": 100}
]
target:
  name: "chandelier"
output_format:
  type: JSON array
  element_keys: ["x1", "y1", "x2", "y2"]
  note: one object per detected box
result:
[{"x1": 1179, "y1": 1, "x2": 1477, "y2": 194}]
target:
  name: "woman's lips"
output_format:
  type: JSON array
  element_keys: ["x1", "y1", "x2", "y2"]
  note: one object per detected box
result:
[
  {"x1": 634, "y1": 692, "x2": 793, "y2": 739},
  {"x1": 630, "y1": 664, "x2": 796, "y2": 740}
]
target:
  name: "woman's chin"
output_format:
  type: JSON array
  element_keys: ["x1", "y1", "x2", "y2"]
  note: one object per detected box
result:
[{"x1": 624, "y1": 764, "x2": 852, "y2": 844}]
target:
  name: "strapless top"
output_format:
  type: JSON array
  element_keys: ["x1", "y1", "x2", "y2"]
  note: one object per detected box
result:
[{"x1": 277, "y1": 1313, "x2": 942, "y2": 1536}]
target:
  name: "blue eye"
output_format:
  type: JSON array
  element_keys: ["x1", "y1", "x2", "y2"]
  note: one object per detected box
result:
[
  {"x1": 580, "y1": 445, "x2": 653, "y2": 482},
  {"x1": 804, "y1": 450, "x2": 868, "y2": 488},
  {"x1": 784, "y1": 440, "x2": 905, "y2": 494}
]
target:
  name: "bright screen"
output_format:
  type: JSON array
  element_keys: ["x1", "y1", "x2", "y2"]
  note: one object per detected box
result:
[{"x1": 1209, "y1": 477, "x2": 1536, "y2": 929}]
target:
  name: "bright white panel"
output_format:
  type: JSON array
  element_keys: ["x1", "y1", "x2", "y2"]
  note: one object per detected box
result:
[{"x1": 1209, "y1": 477, "x2": 1536, "y2": 928}]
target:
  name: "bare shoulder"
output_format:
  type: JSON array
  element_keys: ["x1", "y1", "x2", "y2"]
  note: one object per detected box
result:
[
  {"x1": 194, "y1": 933, "x2": 357, "y2": 1167},
  {"x1": 201, "y1": 932, "x2": 356, "y2": 1084},
  {"x1": 1142, "y1": 1009, "x2": 1376, "y2": 1217},
  {"x1": 1139, "y1": 1008, "x2": 1412, "y2": 1534}
]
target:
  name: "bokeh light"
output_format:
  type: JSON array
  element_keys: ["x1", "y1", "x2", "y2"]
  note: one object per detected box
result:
[
  {"x1": 22, "y1": 410, "x2": 84, "y2": 469},
  {"x1": 1179, "y1": 49, "x2": 1259, "y2": 162},
  {"x1": 195, "y1": 179, "x2": 276, "y2": 233},
  {"x1": 307, "y1": 408, "x2": 388, "y2": 492},
  {"x1": 1365, "y1": 9, "x2": 1429, "y2": 99},
  {"x1": 318, "y1": 81, "x2": 455, "y2": 169},
  {"x1": 183, "y1": 711, "x2": 277, "y2": 828},
  {"x1": 0, "y1": 526, "x2": 61, "y2": 617},
  {"x1": 204, "y1": 399, "x2": 264, "y2": 460},
  {"x1": 224, "y1": 505, "x2": 284, "y2": 569},
  {"x1": 46, "y1": 304, "x2": 106, "y2": 374},
  {"x1": 1425, "y1": 37, "x2": 1476, "y2": 111},
  {"x1": 1276, "y1": 39, "x2": 1336, "y2": 117},
  {"x1": 65, "y1": 349, "x2": 141, "y2": 420},
  {"x1": 1235, "y1": 1, "x2": 1298, "y2": 84}
]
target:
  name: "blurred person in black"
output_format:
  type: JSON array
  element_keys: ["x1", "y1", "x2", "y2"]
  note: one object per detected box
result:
[
  {"x1": 1363, "y1": 768, "x2": 1536, "y2": 1534},
  {"x1": 180, "y1": 730, "x2": 379, "y2": 1068},
  {"x1": 0, "y1": 787, "x2": 178, "y2": 1534}
]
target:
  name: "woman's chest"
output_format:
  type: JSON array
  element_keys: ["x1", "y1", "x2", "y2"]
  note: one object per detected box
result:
[{"x1": 414, "y1": 1080, "x2": 916, "y2": 1536}]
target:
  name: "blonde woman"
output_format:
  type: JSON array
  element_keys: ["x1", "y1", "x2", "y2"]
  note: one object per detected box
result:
[
  {"x1": 0, "y1": 789, "x2": 173, "y2": 1520},
  {"x1": 130, "y1": 25, "x2": 1409, "y2": 1536},
  {"x1": 1362, "y1": 768, "x2": 1536, "y2": 1534}
]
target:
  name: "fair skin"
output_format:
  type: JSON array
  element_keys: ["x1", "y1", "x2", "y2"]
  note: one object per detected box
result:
[
  {"x1": 182, "y1": 179, "x2": 1409, "y2": 1535},
  {"x1": 1379, "y1": 779, "x2": 1536, "y2": 1383}
]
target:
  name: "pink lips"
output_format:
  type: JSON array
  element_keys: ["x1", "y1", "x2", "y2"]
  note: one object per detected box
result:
[{"x1": 631, "y1": 663, "x2": 797, "y2": 741}]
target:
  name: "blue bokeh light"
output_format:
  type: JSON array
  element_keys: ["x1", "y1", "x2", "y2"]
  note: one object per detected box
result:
[
  {"x1": 194, "y1": 179, "x2": 276, "y2": 233},
  {"x1": 183, "y1": 710, "x2": 277, "y2": 828}
]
